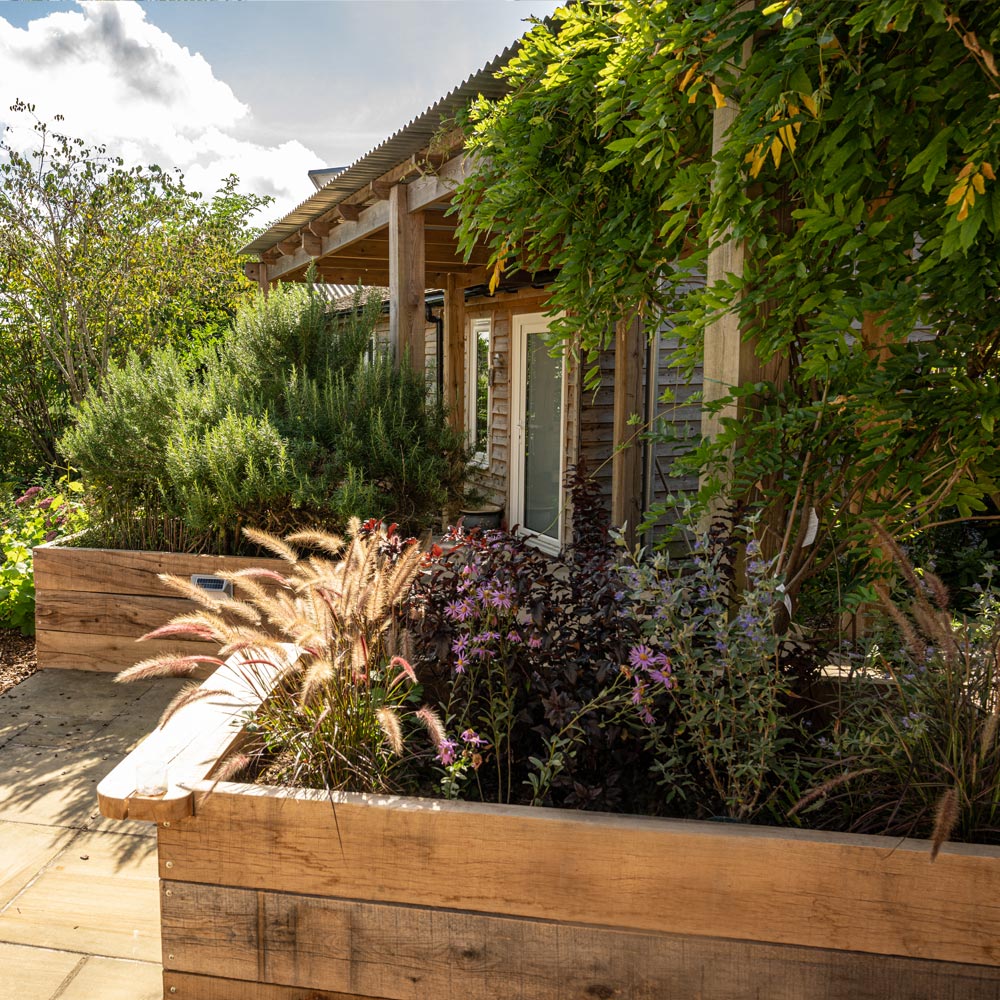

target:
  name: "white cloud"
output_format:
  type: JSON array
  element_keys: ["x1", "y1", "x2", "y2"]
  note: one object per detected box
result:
[{"x1": 0, "y1": 1, "x2": 319, "y2": 218}]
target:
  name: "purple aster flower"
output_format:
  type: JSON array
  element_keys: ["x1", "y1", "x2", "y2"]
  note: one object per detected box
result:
[
  {"x1": 506, "y1": 629, "x2": 521, "y2": 644},
  {"x1": 452, "y1": 635, "x2": 469, "y2": 656},
  {"x1": 460, "y1": 729, "x2": 486, "y2": 745},
  {"x1": 648, "y1": 669, "x2": 672, "y2": 689},
  {"x1": 629, "y1": 645, "x2": 655, "y2": 670},
  {"x1": 454, "y1": 654, "x2": 468, "y2": 675},
  {"x1": 436, "y1": 738, "x2": 459, "y2": 766},
  {"x1": 489, "y1": 586, "x2": 514, "y2": 611}
]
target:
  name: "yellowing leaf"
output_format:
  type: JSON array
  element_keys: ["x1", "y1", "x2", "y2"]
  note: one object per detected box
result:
[
  {"x1": 679, "y1": 63, "x2": 699, "y2": 92},
  {"x1": 710, "y1": 82, "x2": 726, "y2": 109},
  {"x1": 779, "y1": 124, "x2": 797, "y2": 155},
  {"x1": 957, "y1": 200, "x2": 970, "y2": 222},
  {"x1": 946, "y1": 182, "x2": 967, "y2": 207},
  {"x1": 799, "y1": 93, "x2": 818, "y2": 117},
  {"x1": 958, "y1": 163, "x2": 973, "y2": 178},
  {"x1": 745, "y1": 145, "x2": 766, "y2": 178},
  {"x1": 771, "y1": 136, "x2": 783, "y2": 169},
  {"x1": 983, "y1": 162, "x2": 996, "y2": 181},
  {"x1": 973, "y1": 172, "x2": 986, "y2": 195}
]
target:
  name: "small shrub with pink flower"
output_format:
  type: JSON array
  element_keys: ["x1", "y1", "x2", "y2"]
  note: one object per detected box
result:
[
  {"x1": 0, "y1": 477, "x2": 88, "y2": 634},
  {"x1": 407, "y1": 466, "x2": 667, "y2": 811}
]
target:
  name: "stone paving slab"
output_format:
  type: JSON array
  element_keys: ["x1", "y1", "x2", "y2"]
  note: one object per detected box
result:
[
  {"x1": 0, "y1": 668, "x2": 187, "y2": 1000},
  {"x1": 0, "y1": 821, "x2": 76, "y2": 909},
  {"x1": 55, "y1": 955, "x2": 162, "y2": 1000},
  {"x1": 0, "y1": 830, "x2": 160, "y2": 962},
  {"x1": 0, "y1": 739, "x2": 133, "y2": 829},
  {"x1": 0, "y1": 942, "x2": 82, "y2": 999}
]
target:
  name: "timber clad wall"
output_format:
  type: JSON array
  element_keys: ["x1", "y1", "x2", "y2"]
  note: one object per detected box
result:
[
  {"x1": 458, "y1": 285, "x2": 704, "y2": 540},
  {"x1": 33, "y1": 545, "x2": 285, "y2": 673},
  {"x1": 464, "y1": 288, "x2": 554, "y2": 512},
  {"x1": 155, "y1": 783, "x2": 1000, "y2": 1000}
]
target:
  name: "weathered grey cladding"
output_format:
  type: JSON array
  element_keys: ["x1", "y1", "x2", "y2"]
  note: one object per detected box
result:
[{"x1": 578, "y1": 327, "x2": 703, "y2": 527}]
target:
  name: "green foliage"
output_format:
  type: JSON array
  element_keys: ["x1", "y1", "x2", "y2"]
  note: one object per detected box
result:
[
  {"x1": 0, "y1": 103, "x2": 269, "y2": 473},
  {"x1": 620, "y1": 516, "x2": 807, "y2": 822},
  {"x1": 62, "y1": 285, "x2": 469, "y2": 552},
  {"x1": 456, "y1": 0, "x2": 1000, "y2": 611},
  {"x1": 0, "y1": 478, "x2": 88, "y2": 634},
  {"x1": 799, "y1": 554, "x2": 1000, "y2": 847}
]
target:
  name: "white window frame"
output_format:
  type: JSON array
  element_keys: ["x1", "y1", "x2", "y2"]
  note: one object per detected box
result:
[
  {"x1": 509, "y1": 312, "x2": 567, "y2": 556},
  {"x1": 466, "y1": 317, "x2": 492, "y2": 469}
]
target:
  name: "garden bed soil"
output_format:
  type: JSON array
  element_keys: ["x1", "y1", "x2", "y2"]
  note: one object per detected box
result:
[{"x1": 0, "y1": 628, "x2": 36, "y2": 696}]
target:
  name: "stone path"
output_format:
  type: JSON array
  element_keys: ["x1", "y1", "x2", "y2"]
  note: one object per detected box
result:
[{"x1": 0, "y1": 669, "x2": 186, "y2": 1000}]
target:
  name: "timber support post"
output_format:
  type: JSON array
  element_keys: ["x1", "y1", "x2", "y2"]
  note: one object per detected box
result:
[
  {"x1": 444, "y1": 273, "x2": 466, "y2": 432},
  {"x1": 389, "y1": 183, "x2": 425, "y2": 371}
]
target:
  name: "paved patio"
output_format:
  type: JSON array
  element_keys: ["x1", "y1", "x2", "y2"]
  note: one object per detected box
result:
[{"x1": 0, "y1": 669, "x2": 186, "y2": 1000}]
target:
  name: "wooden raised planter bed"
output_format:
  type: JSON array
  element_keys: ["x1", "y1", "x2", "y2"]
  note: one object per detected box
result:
[
  {"x1": 98, "y1": 656, "x2": 1000, "y2": 1000},
  {"x1": 33, "y1": 541, "x2": 286, "y2": 672}
]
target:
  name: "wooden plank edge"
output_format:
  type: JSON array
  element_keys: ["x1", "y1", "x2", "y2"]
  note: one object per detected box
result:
[
  {"x1": 162, "y1": 972, "x2": 373, "y2": 1000},
  {"x1": 96, "y1": 645, "x2": 298, "y2": 822}
]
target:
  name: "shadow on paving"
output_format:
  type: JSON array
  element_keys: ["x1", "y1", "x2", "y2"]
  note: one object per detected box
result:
[{"x1": 0, "y1": 669, "x2": 187, "y2": 863}]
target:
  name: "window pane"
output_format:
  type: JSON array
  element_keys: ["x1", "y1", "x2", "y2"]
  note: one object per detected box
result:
[
  {"x1": 523, "y1": 332, "x2": 562, "y2": 538},
  {"x1": 475, "y1": 328, "x2": 489, "y2": 456}
]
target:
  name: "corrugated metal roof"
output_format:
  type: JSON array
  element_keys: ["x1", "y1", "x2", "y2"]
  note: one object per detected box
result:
[{"x1": 243, "y1": 42, "x2": 519, "y2": 255}]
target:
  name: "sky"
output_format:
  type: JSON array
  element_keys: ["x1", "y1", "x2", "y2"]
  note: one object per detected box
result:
[{"x1": 0, "y1": 0, "x2": 559, "y2": 219}]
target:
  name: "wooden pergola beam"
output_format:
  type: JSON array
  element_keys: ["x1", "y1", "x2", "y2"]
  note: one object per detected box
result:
[
  {"x1": 259, "y1": 154, "x2": 473, "y2": 283},
  {"x1": 336, "y1": 203, "x2": 362, "y2": 222}
]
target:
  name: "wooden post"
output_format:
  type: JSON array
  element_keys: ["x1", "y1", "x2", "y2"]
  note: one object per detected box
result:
[
  {"x1": 388, "y1": 183, "x2": 425, "y2": 371},
  {"x1": 443, "y1": 273, "x2": 466, "y2": 432},
  {"x1": 701, "y1": 5, "x2": 759, "y2": 443},
  {"x1": 612, "y1": 315, "x2": 644, "y2": 544}
]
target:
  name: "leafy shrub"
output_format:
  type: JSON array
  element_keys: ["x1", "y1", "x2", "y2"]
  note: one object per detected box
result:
[
  {"x1": 62, "y1": 285, "x2": 468, "y2": 552},
  {"x1": 118, "y1": 520, "x2": 441, "y2": 793},
  {"x1": 0, "y1": 478, "x2": 88, "y2": 634},
  {"x1": 618, "y1": 515, "x2": 808, "y2": 823},
  {"x1": 408, "y1": 465, "x2": 654, "y2": 810}
]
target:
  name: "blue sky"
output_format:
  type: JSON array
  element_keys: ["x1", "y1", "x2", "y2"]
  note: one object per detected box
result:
[{"x1": 0, "y1": 0, "x2": 559, "y2": 215}]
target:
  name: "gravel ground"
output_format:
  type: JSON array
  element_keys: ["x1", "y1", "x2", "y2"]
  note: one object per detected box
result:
[{"x1": 0, "y1": 628, "x2": 37, "y2": 696}]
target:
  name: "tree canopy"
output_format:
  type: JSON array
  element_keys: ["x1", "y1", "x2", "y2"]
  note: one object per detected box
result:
[
  {"x1": 0, "y1": 102, "x2": 269, "y2": 471},
  {"x1": 455, "y1": 1, "x2": 1000, "y2": 604}
]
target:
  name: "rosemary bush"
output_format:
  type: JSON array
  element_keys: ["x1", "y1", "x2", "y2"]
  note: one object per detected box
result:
[{"x1": 62, "y1": 286, "x2": 468, "y2": 551}]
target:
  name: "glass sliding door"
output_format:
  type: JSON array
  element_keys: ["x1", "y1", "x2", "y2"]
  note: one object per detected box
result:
[{"x1": 511, "y1": 313, "x2": 564, "y2": 552}]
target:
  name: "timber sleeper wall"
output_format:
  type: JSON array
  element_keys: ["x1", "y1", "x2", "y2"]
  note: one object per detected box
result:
[
  {"x1": 154, "y1": 785, "x2": 1000, "y2": 1000},
  {"x1": 33, "y1": 543, "x2": 286, "y2": 672}
]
